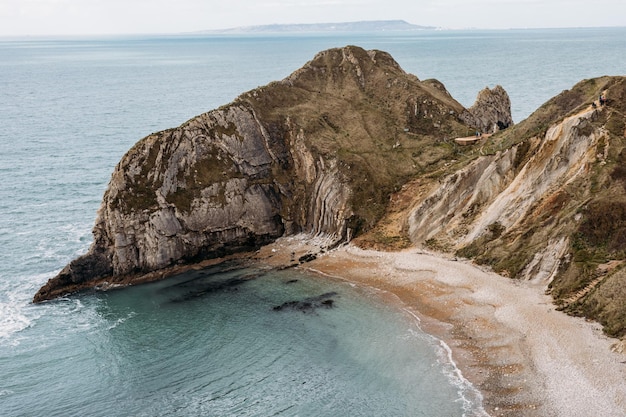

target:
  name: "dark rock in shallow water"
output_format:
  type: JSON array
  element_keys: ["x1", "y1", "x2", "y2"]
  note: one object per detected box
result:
[
  {"x1": 298, "y1": 253, "x2": 317, "y2": 264},
  {"x1": 167, "y1": 270, "x2": 261, "y2": 302},
  {"x1": 272, "y1": 292, "x2": 337, "y2": 313},
  {"x1": 169, "y1": 278, "x2": 245, "y2": 302}
]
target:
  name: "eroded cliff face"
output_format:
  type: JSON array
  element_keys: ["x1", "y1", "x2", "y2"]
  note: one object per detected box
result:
[
  {"x1": 98, "y1": 105, "x2": 289, "y2": 275},
  {"x1": 406, "y1": 76, "x2": 626, "y2": 337},
  {"x1": 35, "y1": 103, "x2": 353, "y2": 301},
  {"x1": 35, "y1": 46, "x2": 509, "y2": 302},
  {"x1": 410, "y1": 104, "x2": 600, "y2": 253}
]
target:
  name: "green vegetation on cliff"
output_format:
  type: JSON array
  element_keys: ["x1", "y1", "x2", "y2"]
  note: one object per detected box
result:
[{"x1": 238, "y1": 46, "x2": 474, "y2": 232}]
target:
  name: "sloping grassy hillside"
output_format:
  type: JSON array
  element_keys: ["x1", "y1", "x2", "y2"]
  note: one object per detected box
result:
[{"x1": 238, "y1": 46, "x2": 476, "y2": 232}]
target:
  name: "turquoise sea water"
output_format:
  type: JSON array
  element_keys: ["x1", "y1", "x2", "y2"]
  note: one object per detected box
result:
[{"x1": 1, "y1": 28, "x2": 625, "y2": 416}]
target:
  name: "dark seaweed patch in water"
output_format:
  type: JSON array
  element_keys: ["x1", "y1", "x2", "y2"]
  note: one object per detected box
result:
[
  {"x1": 164, "y1": 267, "x2": 262, "y2": 302},
  {"x1": 272, "y1": 292, "x2": 338, "y2": 313},
  {"x1": 172, "y1": 277, "x2": 251, "y2": 302}
]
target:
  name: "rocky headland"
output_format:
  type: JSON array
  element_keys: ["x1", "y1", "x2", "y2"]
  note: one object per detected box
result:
[
  {"x1": 33, "y1": 44, "x2": 626, "y2": 416},
  {"x1": 34, "y1": 45, "x2": 511, "y2": 302},
  {"x1": 34, "y1": 43, "x2": 626, "y2": 344}
]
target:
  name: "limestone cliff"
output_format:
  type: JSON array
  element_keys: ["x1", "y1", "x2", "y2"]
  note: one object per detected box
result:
[
  {"x1": 404, "y1": 76, "x2": 626, "y2": 337},
  {"x1": 34, "y1": 46, "x2": 510, "y2": 302}
]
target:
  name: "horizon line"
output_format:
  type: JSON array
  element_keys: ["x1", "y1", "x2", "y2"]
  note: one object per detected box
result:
[{"x1": 1, "y1": 22, "x2": 624, "y2": 39}]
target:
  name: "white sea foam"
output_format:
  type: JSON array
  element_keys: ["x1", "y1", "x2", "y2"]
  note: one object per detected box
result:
[
  {"x1": 403, "y1": 307, "x2": 489, "y2": 417},
  {"x1": 106, "y1": 312, "x2": 137, "y2": 331},
  {"x1": 36, "y1": 222, "x2": 92, "y2": 261},
  {"x1": 0, "y1": 389, "x2": 15, "y2": 397},
  {"x1": 436, "y1": 338, "x2": 490, "y2": 417},
  {"x1": 0, "y1": 219, "x2": 92, "y2": 346},
  {"x1": 0, "y1": 299, "x2": 32, "y2": 344},
  {"x1": 59, "y1": 222, "x2": 92, "y2": 245},
  {"x1": 0, "y1": 271, "x2": 61, "y2": 345}
]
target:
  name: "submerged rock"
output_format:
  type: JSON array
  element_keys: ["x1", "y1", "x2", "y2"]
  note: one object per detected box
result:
[
  {"x1": 298, "y1": 253, "x2": 318, "y2": 264},
  {"x1": 272, "y1": 292, "x2": 338, "y2": 313}
]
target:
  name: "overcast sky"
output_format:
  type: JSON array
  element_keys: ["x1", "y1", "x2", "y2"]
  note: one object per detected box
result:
[{"x1": 1, "y1": 0, "x2": 625, "y2": 36}]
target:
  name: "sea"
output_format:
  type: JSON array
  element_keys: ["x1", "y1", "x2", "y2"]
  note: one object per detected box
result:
[{"x1": 1, "y1": 27, "x2": 625, "y2": 416}]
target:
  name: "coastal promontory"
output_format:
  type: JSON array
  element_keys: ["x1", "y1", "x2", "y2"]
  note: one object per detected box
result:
[
  {"x1": 33, "y1": 46, "x2": 626, "y2": 344},
  {"x1": 34, "y1": 45, "x2": 510, "y2": 302}
]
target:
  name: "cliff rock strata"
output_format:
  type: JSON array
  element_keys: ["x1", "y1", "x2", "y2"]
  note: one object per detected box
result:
[
  {"x1": 407, "y1": 76, "x2": 626, "y2": 337},
  {"x1": 34, "y1": 46, "x2": 510, "y2": 302}
]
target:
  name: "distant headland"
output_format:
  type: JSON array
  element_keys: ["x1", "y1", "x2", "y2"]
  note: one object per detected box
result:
[{"x1": 194, "y1": 20, "x2": 438, "y2": 34}]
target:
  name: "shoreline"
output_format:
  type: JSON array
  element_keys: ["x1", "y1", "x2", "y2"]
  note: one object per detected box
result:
[
  {"x1": 35, "y1": 234, "x2": 626, "y2": 416},
  {"x1": 302, "y1": 262, "x2": 488, "y2": 414},
  {"x1": 257, "y1": 237, "x2": 626, "y2": 417}
]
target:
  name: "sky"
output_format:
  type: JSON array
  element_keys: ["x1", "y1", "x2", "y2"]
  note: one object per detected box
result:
[{"x1": 1, "y1": 0, "x2": 625, "y2": 37}]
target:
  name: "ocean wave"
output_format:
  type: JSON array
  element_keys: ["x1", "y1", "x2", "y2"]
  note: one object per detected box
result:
[
  {"x1": 0, "y1": 274, "x2": 49, "y2": 345},
  {"x1": 436, "y1": 338, "x2": 490, "y2": 417},
  {"x1": 402, "y1": 307, "x2": 489, "y2": 417},
  {"x1": 0, "y1": 218, "x2": 91, "y2": 286}
]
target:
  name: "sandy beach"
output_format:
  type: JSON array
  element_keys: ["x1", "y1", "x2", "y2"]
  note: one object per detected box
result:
[{"x1": 258, "y1": 237, "x2": 626, "y2": 417}]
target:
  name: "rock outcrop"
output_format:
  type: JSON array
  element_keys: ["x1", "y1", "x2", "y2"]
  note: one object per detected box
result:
[
  {"x1": 460, "y1": 85, "x2": 513, "y2": 133},
  {"x1": 35, "y1": 45, "x2": 507, "y2": 302}
]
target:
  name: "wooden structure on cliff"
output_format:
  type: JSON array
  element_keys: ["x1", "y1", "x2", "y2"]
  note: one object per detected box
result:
[{"x1": 454, "y1": 133, "x2": 488, "y2": 146}]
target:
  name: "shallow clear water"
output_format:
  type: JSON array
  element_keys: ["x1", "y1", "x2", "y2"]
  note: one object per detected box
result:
[
  {"x1": 1, "y1": 28, "x2": 625, "y2": 416},
  {"x1": 1, "y1": 266, "x2": 483, "y2": 416}
]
